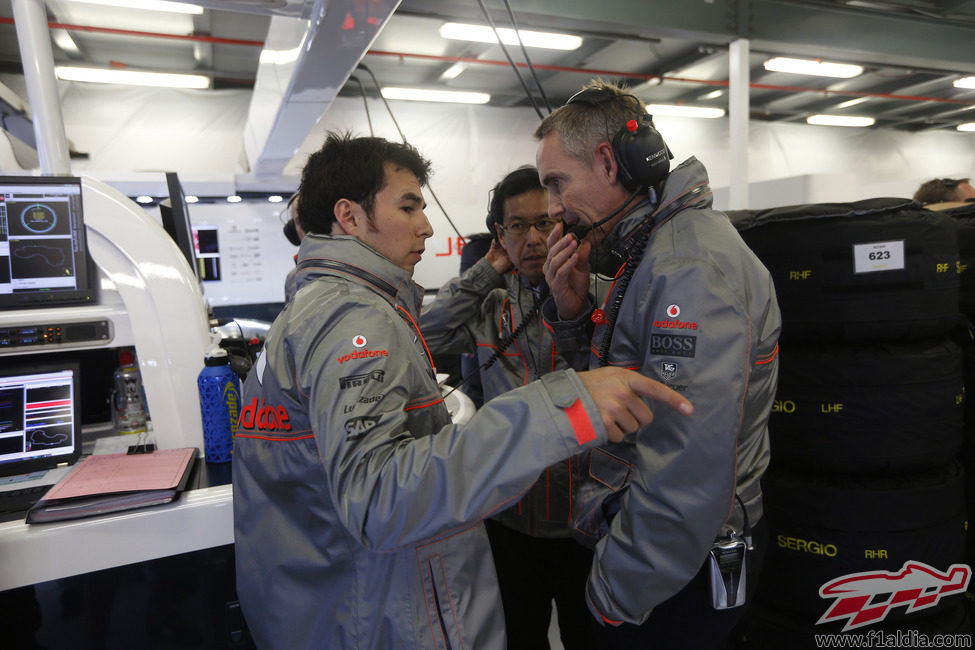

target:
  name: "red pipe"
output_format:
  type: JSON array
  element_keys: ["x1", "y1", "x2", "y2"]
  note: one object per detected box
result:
[
  {"x1": 367, "y1": 50, "x2": 975, "y2": 107},
  {"x1": 4, "y1": 17, "x2": 973, "y2": 107},
  {"x1": 0, "y1": 17, "x2": 265, "y2": 47}
]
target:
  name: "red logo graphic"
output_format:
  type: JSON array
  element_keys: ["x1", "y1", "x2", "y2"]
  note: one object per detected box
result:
[
  {"x1": 817, "y1": 561, "x2": 971, "y2": 631},
  {"x1": 238, "y1": 397, "x2": 291, "y2": 432},
  {"x1": 337, "y1": 349, "x2": 388, "y2": 364},
  {"x1": 352, "y1": 335, "x2": 367, "y2": 348},
  {"x1": 666, "y1": 304, "x2": 680, "y2": 318},
  {"x1": 652, "y1": 319, "x2": 698, "y2": 330}
]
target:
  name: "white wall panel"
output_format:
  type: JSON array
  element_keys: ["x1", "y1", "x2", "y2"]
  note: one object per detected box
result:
[{"x1": 3, "y1": 80, "x2": 975, "y2": 301}]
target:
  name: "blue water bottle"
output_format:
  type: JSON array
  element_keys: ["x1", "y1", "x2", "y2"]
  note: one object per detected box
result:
[{"x1": 197, "y1": 346, "x2": 241, "y2": 463}]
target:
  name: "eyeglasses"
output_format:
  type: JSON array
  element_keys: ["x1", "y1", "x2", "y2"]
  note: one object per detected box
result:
[
  {"x1": 499, "y1": 218, "x2": 559, "y2": 238},
  {"x1": 941, "y1": 178, "x2": 962, "y2": 189}
]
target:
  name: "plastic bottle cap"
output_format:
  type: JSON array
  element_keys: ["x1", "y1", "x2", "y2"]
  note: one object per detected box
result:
[{"x1": 204, "y1": 346, "x2": 231, "y2": 366}]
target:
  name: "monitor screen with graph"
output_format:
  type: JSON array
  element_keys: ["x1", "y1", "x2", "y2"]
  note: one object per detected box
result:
[
  {"x1": 0, "y1": 358, "x2": 82, "y2": 477},
  {"x1": 0, "y1": 176, "x2": 98, "y2": 310}
]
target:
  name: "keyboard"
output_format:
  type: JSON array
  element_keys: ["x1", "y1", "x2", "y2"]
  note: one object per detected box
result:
[{"x1": 0, "y1": 484, "x2": 52, "y2": 514}]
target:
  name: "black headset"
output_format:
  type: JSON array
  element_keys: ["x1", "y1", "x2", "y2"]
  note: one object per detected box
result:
[
  {"x1": 281, "y1": 192, "x2": 301, "y2": 245},
  {"x1": 565, "y1": 87, "x2": 672, "y2": 192}
]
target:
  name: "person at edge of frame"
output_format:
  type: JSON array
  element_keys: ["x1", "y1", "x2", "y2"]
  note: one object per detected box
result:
[{"x1": 281, "y1": 192, "x2": 305, "y2": 304}]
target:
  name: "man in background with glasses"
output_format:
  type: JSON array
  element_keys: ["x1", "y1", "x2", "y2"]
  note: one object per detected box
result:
[{"x1": 422, "y1": 165, "x2": 597, "y2": 649}]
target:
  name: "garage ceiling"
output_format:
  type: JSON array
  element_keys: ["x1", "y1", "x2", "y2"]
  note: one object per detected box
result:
[{"x1": 1, "y1": 0, "x2": 974, "y2": 166}]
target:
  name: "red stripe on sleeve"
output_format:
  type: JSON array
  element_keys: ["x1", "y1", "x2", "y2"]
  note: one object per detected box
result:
[{"x1": 565, "y1": 398, "x2": 597, "y2": 445}]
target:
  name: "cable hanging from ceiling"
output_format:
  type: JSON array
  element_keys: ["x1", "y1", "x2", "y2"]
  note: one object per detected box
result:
[
  {"x1": 357, "y1": 63, "x2": 467, "y2": 243},
  {"x1": 474, "y1": 0, "x2": 552, "y2": 118}
]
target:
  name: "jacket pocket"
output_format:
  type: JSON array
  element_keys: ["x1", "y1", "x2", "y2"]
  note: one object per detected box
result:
[
  {"x1": 588, "y1": 448, "x2": 632, "y2": 489},
  {"x1": 422, "y1": 553, "x2": 459, "y2": 650},
  {"x1": 571, "y1": 448, "x2": 633, "y2": 547}
]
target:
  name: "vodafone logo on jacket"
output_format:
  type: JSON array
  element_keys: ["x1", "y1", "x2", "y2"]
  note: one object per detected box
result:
[
  {"x1": 654, "y1": 304, "x2": 698, "y2": 331},
  {"x1": 338, "y1": 349, "x2": 389, "y2": 364},
  {"x1": 239, "y1": 397, "x2": 291, "y2": 432}
]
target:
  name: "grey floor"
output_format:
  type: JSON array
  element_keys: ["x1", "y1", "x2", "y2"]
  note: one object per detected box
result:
[{"x1": 548, "y1": 602, "x2": 565, "y2": 649}]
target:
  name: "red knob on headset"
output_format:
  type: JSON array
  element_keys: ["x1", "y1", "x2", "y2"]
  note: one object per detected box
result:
[{"x1": 626, "y1": 119, "x2": 639, "y2": 133}]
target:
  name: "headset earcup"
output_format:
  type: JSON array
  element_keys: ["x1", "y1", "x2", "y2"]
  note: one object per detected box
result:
[{"x1": 612, "y1": 122, "x2": 670, "y2": 191}]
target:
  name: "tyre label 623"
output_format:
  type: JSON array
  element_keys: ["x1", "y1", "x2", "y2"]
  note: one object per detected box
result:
[{"x1": 853, "y1": 240, "x2": 905, "y2": 274}]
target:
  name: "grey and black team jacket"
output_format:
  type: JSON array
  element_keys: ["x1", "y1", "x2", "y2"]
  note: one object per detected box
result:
[
  {"x1": 232, "y1": 234, "x2": 611, "y2": 650},
  {"x1": 544, "y1": 157, "x2": 781, "y2": 625},
  {"x1": 421, "y1": 262, "x2": 587, "y2": 538}
]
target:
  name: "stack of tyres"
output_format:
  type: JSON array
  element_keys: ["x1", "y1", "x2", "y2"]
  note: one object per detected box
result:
[
  {"x1": 943, "y1": 203, "x2": 975, "y2": 322},
  {"x1": 727, "y1": 199, "x2": 970, "y2": 649},
  {"x1": 941, "y1": 202, "x2": 975, "y2": 610}
]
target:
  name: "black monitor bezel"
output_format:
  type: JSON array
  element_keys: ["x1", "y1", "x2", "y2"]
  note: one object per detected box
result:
[
  {"x1": 0, "y1": 356, "x2": 83, "y2": 478},
  {"x1": 0, "y1": 175, "x2": 98, "y2": 311},
  {"x1": 159, "y1": 171, "x2": 200, "y2": 281}
]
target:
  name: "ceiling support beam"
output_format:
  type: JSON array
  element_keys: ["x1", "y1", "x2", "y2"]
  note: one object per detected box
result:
[
  {"x1": 728, "y1": 37, "x2": 750, "y2": 209},
  {"x1": 10, "y1": 0, "x2": 70, "y2": 174},
  {"x1": 242, "y1": 0, "x2": 401, "y2": 181}
]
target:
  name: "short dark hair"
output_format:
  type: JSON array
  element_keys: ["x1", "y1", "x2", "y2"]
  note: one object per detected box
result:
[
  {"x1": 913, "y1": 178, "x2": 970, "y2": 204},
  {"x1": 297, "y1": 132, "x2": 432, "y2": 235},
  {"x1": 486, "y1": 165, "x2": 544, "y2": 240}
]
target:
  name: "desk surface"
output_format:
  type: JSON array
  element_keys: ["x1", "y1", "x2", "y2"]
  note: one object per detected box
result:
[
  {"x1": 0, "y1": 385, "x2": 473, "y2": 592},
  {"x1": 0, "y1": 483, "x2": 233, "y2": 592}
]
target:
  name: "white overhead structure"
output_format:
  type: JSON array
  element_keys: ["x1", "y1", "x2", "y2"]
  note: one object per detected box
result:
[
  {"x1": 10, "y1": 0, "x2": 71, "y2": 174},
  {"x1": 728, "y1": 38, "x2": 750, "y2": 210},
  {"x1": 242, "y1": 0, "x2": 402, "y2": 181}
]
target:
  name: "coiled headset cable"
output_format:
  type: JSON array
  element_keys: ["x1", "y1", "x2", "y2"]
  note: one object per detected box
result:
[
  {"x1": 441, "y1": 285, "x2": 542, "y2": 400},
  {"x1": 594, "y1": 183, "x2": 709, "y2": 366}
]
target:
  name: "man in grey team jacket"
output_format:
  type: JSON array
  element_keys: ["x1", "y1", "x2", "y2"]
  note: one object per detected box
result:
[
  {"x1": 537, "y1": 81, "x2": 781, "y2": 649},
  {"x1": 231, "y1": 131, "x2": 694, "y2": 650},
  {"x1": 421, "y1": 166, "x2": 596, "y2": 649}
]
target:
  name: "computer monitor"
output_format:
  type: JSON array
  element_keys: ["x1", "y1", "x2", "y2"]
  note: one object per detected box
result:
[
  {"x1": 0, "y1": 176, "x2": 98, "y2": 310},
  {"x1": 0, "y1": 358, "x2": 82, "y2": 477},
  {"x1": 159, "y1": 171, "x2": 199, "y2": 281}
]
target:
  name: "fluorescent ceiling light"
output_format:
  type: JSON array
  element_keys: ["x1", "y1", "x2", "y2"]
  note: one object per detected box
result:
[
  {"x1": 954, "y1": 77, "x2": 975, "y2": 90},
  {"x1": 268, "y1": 195, "x2": 285, "y2": 203},
  {"x1": 381, "y1": 87, "x2": 490, "y2": 104},
  {"x1": 647, "y1": 104, "x2": 726, "y2": 119},
  {"x1": 806, "y1": 114, "x2": 875, "y2": 127},
  {"x1": 764, "y1": 56, "x2": 863, "y2": 79},
  {"x1": 958, "y1": 123, "x2": 975, "y2": 132},
  {"x1": 835, "y1": 96, "x2": 870, "y2": 109},
  {"x1": 56, "y1": 66, "x2": 210, "y2": 89},
  {"x1": 136, "y1": 195, "x2": 154, "y2": 204},
  {"x1": 53, "y1": 31, "x2": 81, "y2": 55},
  {"x1": 698, "y1": 89, "x2": 724, "y2": 101},
  {"x1": 185, "y1": 195, "x2": 199, "y2": 203},
  {"x1": 440, "y1": 62, "x2": 467, "y2": 80},
  {"x1": 72, "y1": 0, "x2": 204, "y2": 14},
  {"x1": 440, "y1": 22, "x2": 582, "y2": 50},
  {"x1": 260, "y1": 47, "x2": 301, "y2": 66},
  {"x1": 226, "y1": 195, "x2": 242, "y2": 203}
]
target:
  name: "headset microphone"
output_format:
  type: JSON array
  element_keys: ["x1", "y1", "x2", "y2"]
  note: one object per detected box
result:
[{"x1": 566, "y1": 187, "x2": 644, "y2": 242}]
